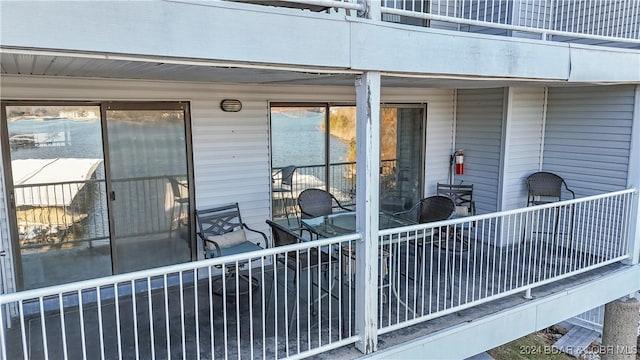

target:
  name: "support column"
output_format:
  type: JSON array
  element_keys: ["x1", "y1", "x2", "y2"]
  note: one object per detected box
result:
[
  {"x1": 625, "y1": 85, "x2": 640, "y2": 265},
  {"x1": 601, "y1": 297, "x2": 639, "y2": 360},
  {"x1": 355, "y1": 71, "x2": 380, "y2": 354}
]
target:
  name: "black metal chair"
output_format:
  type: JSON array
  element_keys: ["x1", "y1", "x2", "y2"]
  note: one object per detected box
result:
[
  {"x1": 437, "y1": 183, "x2": 475, "y2": 217},
  {"x1": 525, "y1": 171, "x2": 575, "y2": 242},
  {"x1": 266, "y1": 220, "x2": 337, "y2": 332},
  {"x1": 297, "y1": 188, "x2": 351, "y2": 219},
  {"x1": 168, "y1": 176, "x2": 189, "y2": 240},
  {"x1": 196, "y1": 203, "x2": 267, "y2": 296},
  {"x1": 526, "y1": 172, "x2": 575, "y2": 206},
  {"x1": 394, "y1": 195, "x2": 459, "y2": 296},
  {"x1": 272, "y1": 165, "x2": 296, "y2": 225}
]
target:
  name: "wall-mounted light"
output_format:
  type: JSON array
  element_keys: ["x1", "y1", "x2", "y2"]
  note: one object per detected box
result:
[{"x1": 220, "y1": 99, "x2": 242, "y2": 112}]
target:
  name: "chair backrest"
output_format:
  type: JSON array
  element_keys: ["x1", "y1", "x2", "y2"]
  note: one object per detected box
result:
[
  {"x1": 297, "y1": 188, "x2": 336, "y2": 219},
  {"x1": 526, "y1": 171, "x2": 574, "y2": 205},
  {"x1": 196, "y1": 203, "x2": 245, "y2": 238},
  {"x1": 418, "y1": 195, "x2": 456, "y2": 224},
  {"x1": 168, "y1": 176, "x2": 187, "y2": 199},
  {"x1": 437, "y1": 183, "x2": 474, "y2": 215},
  {"x1": 279, "y1": 165, "x2": 296, "y2": 187},
  {"x1": 266, "y1": 219, "x2": 301, "y2": 247}
]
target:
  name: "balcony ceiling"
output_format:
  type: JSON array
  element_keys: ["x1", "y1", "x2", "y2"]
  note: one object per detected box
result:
[{"x1": 0, "y1": 50, "x2": 588, "y2": 89}]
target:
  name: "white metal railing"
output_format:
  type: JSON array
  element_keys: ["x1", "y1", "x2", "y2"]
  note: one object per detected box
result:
[
  {"x1": 0, "y1": 233, "x2": 360, "y2": 360},
  {"x1": 0, "y1": 189, "x2": 636, "y2": 359},
  {"x1": 376, "y1": 188, "x2": 636, "y2": 333},
  {"x1": 241, "y1": 0, "x2": 640, "y2": 45},
  {"x1": 381, "y1": 0, "x2": 640, "y2": 43}
]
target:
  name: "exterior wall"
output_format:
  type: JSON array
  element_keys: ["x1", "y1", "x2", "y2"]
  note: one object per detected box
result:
[
  {"x1": 501, "y1": 87, "x2": 546, "y2": 211},
  {"x1": 0, "y1": 75, "x2": 454, "y2": 280},
  {"x1": 454, "y1": 88, "x2": 505, "y2": 214},
  {"x1": 543, "y1": 85, "x2": 635, "y2": 196}
]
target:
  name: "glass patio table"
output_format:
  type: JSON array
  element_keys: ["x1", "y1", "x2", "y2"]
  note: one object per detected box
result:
[{"x1": 300, "y1": 211, "x2": 416, "y2": 238}]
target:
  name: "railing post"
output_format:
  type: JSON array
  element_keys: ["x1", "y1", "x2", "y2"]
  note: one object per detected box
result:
[{"x1": 354, "y1": 71, "x2": 380, "y2": 354}]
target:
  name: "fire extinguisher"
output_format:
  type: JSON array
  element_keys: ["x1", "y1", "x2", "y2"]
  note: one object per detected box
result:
[{"x1": 454, "y1": 150, "x2": 464, "y2": 175}]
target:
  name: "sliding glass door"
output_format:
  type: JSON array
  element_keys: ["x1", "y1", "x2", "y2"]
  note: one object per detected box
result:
[
  {"x1": 104, "y1": 103, "x2": 192, "y2": 273},
  {"x1": 270, "y1": 103, "x2": 424, "y2": 223},
  {"x1": 3, "y1": 104, "x2": 111, "y2": 289},
  {"x1": 2, "y1": 102, "x2": 193, "y2": 289}
]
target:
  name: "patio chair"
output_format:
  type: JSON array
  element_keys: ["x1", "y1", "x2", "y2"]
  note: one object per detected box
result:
[
  {"x1": 525, "y1": 171, "x2": 575, "y2": 243},
  {"x1": 272, "y1": 165, "x2": 296, "y2": 225},
  {"x1": 297, "y1": 188, "x2": 352, "y2": 238},
  {"x1": 394, "y1": 195, "x2": 460, "y2": 296},
  {"x1": 437, "y1": 183, "x2": 475, "y2": 217},
  {"x1": 266, "y1": 220, "x2": 337, "y2": 333},
  {"x1": 168, "y1": 176, "x2": 189, "y2": 240},
  {"x1": 297, "y1": 188, "x2": 351, "y2": 219},
  {"x1": 196, "y1": 203, "x2": 267, "y2": 296}
]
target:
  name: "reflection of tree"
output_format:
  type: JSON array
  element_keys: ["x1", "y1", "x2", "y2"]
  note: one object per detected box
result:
[{"x1": 326, "y1": 107, "x2": 398, "y2": 163}]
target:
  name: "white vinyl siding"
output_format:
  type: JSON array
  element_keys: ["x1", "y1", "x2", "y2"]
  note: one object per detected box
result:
[
  {"x1": 502, "y1": 87, "x2": 546, "y2": 211},
  {"x1": 543, "y1": 85, "x2": 635, "y2": 197},
  {"x1": 454, "y1": 88, "x2": 505, "y2": 214},
  {"x1": 542, "y1": 85, "x2": 634, "y2": 258},
  {"x1": 0, "y1": 75, "x2": 454, "y2": 270}
]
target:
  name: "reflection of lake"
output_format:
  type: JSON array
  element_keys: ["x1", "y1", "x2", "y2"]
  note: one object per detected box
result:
[{"x1": 271, "y1": 112, "x2": 349, "y2": 168}]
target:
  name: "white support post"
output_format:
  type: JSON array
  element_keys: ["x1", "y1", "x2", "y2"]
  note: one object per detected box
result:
[
  {"x1": 355, "y1": 71, "x2": 380, "y2": 354},
  {"x1": 625, "y1": 85, "x2": 640, "y2": 265}
]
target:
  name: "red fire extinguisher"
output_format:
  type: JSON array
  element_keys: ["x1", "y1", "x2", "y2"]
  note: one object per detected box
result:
[{"x1": 454, "y1": 150, "x2": 464, "y2": 175}]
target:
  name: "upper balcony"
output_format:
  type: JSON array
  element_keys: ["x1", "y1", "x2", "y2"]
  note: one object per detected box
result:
[
  {"x1": 234, "y1": 0, "x2": 640, "y2": 49},
  {"x1": 1, "y1": 0, "x2": 638, "y2": 84}
]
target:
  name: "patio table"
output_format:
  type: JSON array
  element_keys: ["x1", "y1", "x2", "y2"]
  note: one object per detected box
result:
[{"x1": 300, "y1": 211, "x2": 418, "y2": 323}]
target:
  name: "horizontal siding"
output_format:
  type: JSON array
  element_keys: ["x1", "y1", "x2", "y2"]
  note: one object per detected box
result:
[
  {"x1": 455, "y1": 88, "x2": 505, "y2": 214},
  {"x1": 543, "y1": 85, "x2": 635, "y2": 197},
  {"x1": 0, "y1": 75, "x2": 454, "y2": 262},
  {"x1": 503, "y1": 87, "x2": 545, "y2": 211}
]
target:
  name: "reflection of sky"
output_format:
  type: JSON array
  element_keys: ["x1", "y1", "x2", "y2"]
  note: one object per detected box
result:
[
  {"x1": 8, "y1": 117, "x2": 188, "y2": 180},
  {"x1": 271, "y1": 111, "x2": 348, "y2": 168}
]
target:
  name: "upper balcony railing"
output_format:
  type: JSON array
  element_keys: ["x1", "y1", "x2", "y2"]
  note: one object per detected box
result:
[{"x1": 233, "y1": 0, "x2": 640, "y2": 47}]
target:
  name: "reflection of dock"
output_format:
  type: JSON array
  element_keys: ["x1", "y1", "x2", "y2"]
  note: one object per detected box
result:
[{"x1": 12, "y1": 158, "x2": 102, "y2": 245}]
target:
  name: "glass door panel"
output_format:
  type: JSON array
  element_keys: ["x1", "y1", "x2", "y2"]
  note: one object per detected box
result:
[
  {"x1": 328, "y1": 106, "x2": 356, "y2": 207},
  {"x1": 4, "y1": 105, "x2": 111, "y2": 289},
  {"x1": 380, "y1": 107, "x2": 424, "y2": 212},
  {"x1": 270, "y1": 106, "x2": 327, "y2": 222},
  {"x1": 105, "y1": 107, "x2": 191, "y2": 273}
]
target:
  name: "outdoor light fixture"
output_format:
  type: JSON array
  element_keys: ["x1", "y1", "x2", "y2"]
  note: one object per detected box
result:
[{"x1": 220, "y1": 99, "x2": 242, "y2": 112}]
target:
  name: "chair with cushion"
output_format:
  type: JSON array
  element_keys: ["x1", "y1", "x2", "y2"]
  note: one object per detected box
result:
[
  {"x1": 525, "y1": 171, "x2": 575, "y2": 242},
  {"x1": 272, "y1": 165, "x2": 296, "y2": 225},
  {"x1": 437, "y1": 183, "x2": 475, "y2": 217},
  {"x1": 196, "y1": 203, "x2": 267, "y2": 295},
  {"x1": 266, "y1": 220, "x2": 337, "y2": 332}
]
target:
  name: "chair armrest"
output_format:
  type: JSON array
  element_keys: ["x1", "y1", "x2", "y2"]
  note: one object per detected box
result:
[
  {"x1": 198, "y1": 232, "x2": 222, "y2": 257},
  {"x1": 241, "y1": 223, "x2": 268, "y2": 248},
  {"x1": 563, "y1": 183, "x2": 576, "y2": 199},
  {"x1": 392, "y1": 202, "x2": 420, "y2": 220}
]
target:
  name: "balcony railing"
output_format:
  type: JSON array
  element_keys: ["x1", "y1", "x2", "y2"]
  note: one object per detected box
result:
[
  {"x1": 13, "y1": 175, "x2": 187, "y2": 251},
  {"x1": 231, "y1": 0, "x2": 640, "y2": 46},
  {"x1": 0, "y1": 188, "x2": 636, "y2": 359},
  {"x1": 272, "y1": 159, "x2": 397, "y2": 218}
]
